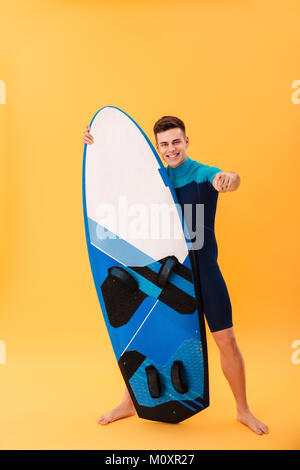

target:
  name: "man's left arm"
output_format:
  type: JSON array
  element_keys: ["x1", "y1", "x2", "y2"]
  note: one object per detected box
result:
[{"x1": 212, "y1": 171, "x2": 241, "y2": 193}]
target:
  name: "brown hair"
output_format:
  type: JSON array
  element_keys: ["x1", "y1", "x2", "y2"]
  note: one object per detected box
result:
[{"x1": 153, "y1": 116, "x2": 186, "y2": 140}]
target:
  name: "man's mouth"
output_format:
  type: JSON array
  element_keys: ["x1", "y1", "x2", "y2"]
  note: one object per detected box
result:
[{"x1": 167, "y1": 153, "x2": 179, "y2": 159}]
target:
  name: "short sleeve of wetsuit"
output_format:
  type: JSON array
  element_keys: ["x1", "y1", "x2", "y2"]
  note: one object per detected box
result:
[{"x1": 195, "y1": 163, "x2": 222, "y2": 188}]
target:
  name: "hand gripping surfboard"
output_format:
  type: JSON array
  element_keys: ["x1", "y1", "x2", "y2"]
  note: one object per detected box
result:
[{"x1": 82, "y1": 106, "x2": 209, "y2": 423}]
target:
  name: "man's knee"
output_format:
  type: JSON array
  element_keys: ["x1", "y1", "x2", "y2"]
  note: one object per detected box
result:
[{"x1": 212, "y1": 327, "x2": 239, "y2": 355}]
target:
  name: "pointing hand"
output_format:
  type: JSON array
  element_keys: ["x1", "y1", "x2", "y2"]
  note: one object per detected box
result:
[{"x1": 213, "y1": 172, "x2": 236, "y2": 192}]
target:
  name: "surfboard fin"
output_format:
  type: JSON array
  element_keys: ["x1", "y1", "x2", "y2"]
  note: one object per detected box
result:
[
  {"x1": 145, "y1": 365, "x2": 162, "y2": 399},
  {"x1": 171, "y1": 361, "x2": 188, "y2": 394}
]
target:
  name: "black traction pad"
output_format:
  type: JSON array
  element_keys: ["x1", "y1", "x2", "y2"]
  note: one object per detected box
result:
[
  {"x1": 158, "y1": 284, "x2": 196, "y2": 315},
  {"x1": 101, "y1": 276, "x2": 147, "y2": 327},
  {"x1": 119, "y1": 350, "x2": 146, "y2": 379}
]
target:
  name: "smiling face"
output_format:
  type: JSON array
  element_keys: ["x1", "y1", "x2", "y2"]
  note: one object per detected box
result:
[{"x1": 155, "y1": 127, "x2": 189, "y2": 168}]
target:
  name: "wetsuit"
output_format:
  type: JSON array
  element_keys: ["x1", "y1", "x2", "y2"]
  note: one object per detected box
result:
[{"x1": 166, "y1": 156, "x2": 233, "y2": 333}]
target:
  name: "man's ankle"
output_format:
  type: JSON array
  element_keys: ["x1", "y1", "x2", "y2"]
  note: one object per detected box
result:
[{"x1": 237, "y1": 404, "x2": 250, "y2": 414}]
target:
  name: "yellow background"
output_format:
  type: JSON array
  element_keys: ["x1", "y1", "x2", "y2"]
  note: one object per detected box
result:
[{"x1": 0, "y1": 0, "x2": 299, "y2": 450}]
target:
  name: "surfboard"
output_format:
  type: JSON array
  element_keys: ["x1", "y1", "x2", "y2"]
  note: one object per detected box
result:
[{"x1": 82, "y1": 106, "x2": 209, "y2": 423}]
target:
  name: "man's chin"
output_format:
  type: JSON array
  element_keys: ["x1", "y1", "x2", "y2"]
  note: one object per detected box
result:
[{"x1": 168, "y1": 158, "x2": 183, "y2": 168}]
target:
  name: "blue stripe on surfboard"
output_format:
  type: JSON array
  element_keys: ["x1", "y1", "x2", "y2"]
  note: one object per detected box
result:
[
  {"x1": 177, "y1": 401, "x2": 197, "y2": 412},
  {"x1": 88, "y1": 217, "x2": 195, "y2": 298},
  {"x1": 191, "y1": 399, "x2": 204, "y2": 408}
]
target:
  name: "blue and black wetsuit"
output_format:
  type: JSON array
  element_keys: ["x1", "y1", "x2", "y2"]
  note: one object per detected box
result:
[{"x1": 166, "y1": 156, "x2": 233, "y2": 333}]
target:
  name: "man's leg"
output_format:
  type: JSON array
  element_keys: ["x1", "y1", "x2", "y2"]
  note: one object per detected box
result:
[
  {"x1": 98, "y1": 386, "x2": 136, "y2": 425},
  {"x1": 212, "y1": 326, "x2": 269, "y2": 435}
]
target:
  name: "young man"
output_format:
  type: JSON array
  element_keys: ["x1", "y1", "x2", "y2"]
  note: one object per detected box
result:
[{"x1": 83, "y1": 116, "x2": 269, "y2": 435}]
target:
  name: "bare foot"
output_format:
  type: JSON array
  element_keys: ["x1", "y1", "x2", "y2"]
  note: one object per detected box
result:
[
  {"x1": 237, "y1": 409, "x2": 269, "y2": 435},
  {"x1": 98, "y1": 400, "x2": 136, "y2": 425}
]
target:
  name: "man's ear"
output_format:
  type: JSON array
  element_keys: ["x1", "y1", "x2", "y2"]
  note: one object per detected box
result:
[{"x1": 185, "y1": 136, "x2": 189, "y2": 147}]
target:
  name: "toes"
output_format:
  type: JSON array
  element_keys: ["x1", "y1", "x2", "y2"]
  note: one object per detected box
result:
[
  {"x1": 253, "y1": 421, "x2": 269, "y2": 435},
  {"x1": 256, "y1": 420, "x2": 269, "y2": 434},
  {"x1": 255, "y1": 427, "x2": 263, "y2": 435},
  {"x1": 98, "y1": 416, "x2": 109, "y2": 425},
  {"x1": 261, "y1": 424, "x2": 269, "y2": 434}
]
